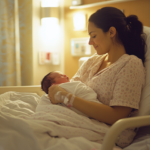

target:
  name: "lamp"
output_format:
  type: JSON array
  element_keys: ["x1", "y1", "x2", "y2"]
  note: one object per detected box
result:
[
  {"x1": 72, "y1": 0, "x2": 82, "y2": 6},
  {"x1": 39, "y1": 0, "x2": 60, "y2": 65},
  {"x1": 41, "y1": 0, "x2": 59, "y2": 7},
  {"x1": 40, "y1": 0, "x2": 60, "y2": 26},
  {"x1": 73, "y1": 12, "x2": 86, "y2": 31},
  {"x1": 41, "y1": 7, "x2": 59, "y2": 20},
  {"x1": 40, "y1": 0, "x2": 60, "y2": 46}
]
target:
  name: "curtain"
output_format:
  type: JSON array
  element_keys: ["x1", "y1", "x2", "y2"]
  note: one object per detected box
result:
[{"x1": 0, "y1": 0, "x2": 33, "y2": 86}]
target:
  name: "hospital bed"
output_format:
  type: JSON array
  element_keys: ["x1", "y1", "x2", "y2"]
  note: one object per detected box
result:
[{"x1": 0, "y1": 26, "x2": 150, "y2": 150}]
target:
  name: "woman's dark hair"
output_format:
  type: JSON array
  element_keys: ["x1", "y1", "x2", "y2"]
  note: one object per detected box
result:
[
  {"x1": 41, "y1": 72, "x2": 55, "y2": 94},
  {"x1": 89, "y1": 7, "x2": 146, "y2": 64}
]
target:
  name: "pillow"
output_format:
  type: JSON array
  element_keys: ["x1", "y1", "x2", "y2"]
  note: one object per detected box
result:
[{"x1": 137, "y1": 26, "x2": 150, "y2": 116}]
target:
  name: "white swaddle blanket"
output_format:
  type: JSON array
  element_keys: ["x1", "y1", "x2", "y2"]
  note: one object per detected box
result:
[{"x1": 36, "y1": 81, "x2": 101, "y2": 116}]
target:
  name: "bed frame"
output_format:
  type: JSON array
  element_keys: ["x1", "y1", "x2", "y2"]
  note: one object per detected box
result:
[
  {"x1": 0, "y1": 85, "x2": 150, "y2": 150},
  {"x1": 0, "y1": 85, "x2": 45, "y2": 97}
]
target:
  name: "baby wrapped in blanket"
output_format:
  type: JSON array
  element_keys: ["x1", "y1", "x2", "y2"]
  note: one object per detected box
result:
[{"x1": 37, "y1": 71, "x2": 101, "y2": 116}]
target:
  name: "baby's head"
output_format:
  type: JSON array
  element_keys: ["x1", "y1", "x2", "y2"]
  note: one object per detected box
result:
[{"x1": 41, "y1": 71, "x2": 70, "y2": 94}]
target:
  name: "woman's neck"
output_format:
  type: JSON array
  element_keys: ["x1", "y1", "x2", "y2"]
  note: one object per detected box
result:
[{"x1": 105, "y1": 43, "x2": 126, "y2": 64}]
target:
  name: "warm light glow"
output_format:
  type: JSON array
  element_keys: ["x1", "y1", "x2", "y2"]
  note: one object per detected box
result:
[
  {"x1": 41, "y1": 0, "x2": 59, "y2": 7},
  {"x1": 72, "y1": 0, "x2": 82, "y2": 6},
  {"x1": 73, "y1": 13, "x2": 86, "y2": 31},
  {"x1": 40, "y1": 17, "x2": 60, "y2": 52},
  {"x1": 41, "y1": 17, "x2": 59, "y2": 27},
  {"x1": 72, "y1": 1, "x2": 77, "y2": 5}
]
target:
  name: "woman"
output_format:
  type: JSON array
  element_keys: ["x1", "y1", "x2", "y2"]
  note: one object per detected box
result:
[{"x1": 48, "y1": 7, "x2": 146, "y2": 147}]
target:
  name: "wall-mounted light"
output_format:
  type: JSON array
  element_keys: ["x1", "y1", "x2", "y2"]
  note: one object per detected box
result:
[
  {"x1": 73, "y1": 12, "x2": 86, "y2": 31},
  {"x1": 41, "y1": 17, "x2": 59, "y2": 27},
  {"x1": 71, "y1": 0, "x2": 82, "y2": 6},
  {"x1": 41, "y1": 0, "x2": 60, "y2": 7},
  {"x1": 41, "y1": 6, "x2": 59, "y2": 25},
  {"x1": 40, "y1": 0, "x2": 60, "y2": 46},
  {"x1": 39, "y1": 0, "x2": 60, "y2": 65}
]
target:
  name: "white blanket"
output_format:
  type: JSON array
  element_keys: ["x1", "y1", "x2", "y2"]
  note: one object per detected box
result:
[
  {"x1": 59, "y1": 81, "x2": 100, "y2": 102},
  {"x1": 36, "y1": 81, "x2": 101, "y2": 116},
  {"x1": 0, "y1": 91, "x2": 122, "y2": 150}
]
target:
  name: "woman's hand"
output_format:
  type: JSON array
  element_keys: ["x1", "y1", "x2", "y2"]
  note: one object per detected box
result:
[{"x1": 48, "y1": 84, "x2": 68, "y2": 104}]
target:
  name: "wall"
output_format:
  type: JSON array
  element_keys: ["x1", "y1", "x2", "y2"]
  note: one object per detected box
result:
[
  {"x1": 64, "y1": 0, "x2": 150, "y2": 79},
  {"x1": 32, "y1": 0, "x2": 65, "y2": 85}
]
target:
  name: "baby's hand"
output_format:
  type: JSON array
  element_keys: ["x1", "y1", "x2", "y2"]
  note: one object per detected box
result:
[{"x1": 48, "y1": 85, "x2": 68, "y2": 104}]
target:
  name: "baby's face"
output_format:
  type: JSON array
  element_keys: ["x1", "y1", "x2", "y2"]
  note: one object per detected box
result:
[{"x1": 49, "y1": 71, "x2": 70, "y2": 84}]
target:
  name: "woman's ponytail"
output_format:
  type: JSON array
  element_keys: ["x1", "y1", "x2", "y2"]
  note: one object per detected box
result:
[
  {"x1": 124, "y1": 15, "x2": 146, "y2": 64},
  {"x1": 126, "y1": 15, "x2": 143, "y2": 34}
]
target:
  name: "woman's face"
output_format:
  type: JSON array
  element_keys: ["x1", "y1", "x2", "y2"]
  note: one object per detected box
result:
[{"x1": 88, "y1": 22, "x2": 112, "y2": 55}]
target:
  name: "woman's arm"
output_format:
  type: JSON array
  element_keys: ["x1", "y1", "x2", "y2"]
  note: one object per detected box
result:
[
  {"x1": 48, "y1": 85, "x2": 132, "y2": 125},
  {"x1": 72, "y1": 96, "x2": 132, "y2": 125}
]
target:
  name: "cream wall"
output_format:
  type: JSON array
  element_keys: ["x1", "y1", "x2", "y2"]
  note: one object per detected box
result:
[
  {"x1": 32, "y1": 0, "x2": 64, "y2": 85},
  {"x1": 64, "y1": 0, "x2": 150, "y2": 79}
]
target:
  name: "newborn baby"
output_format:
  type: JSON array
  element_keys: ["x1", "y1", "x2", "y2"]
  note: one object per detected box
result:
[{"x1": 40, "y1": 71, "x2": 101, "y2": 116}]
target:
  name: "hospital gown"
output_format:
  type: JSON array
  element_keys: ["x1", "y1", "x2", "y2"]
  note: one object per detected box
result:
[{"x1": 71, "y1": 53, "x2": 145, "y2": 148}]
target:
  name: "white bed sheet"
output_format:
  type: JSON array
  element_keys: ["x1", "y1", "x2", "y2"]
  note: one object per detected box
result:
[{"x1": 0, "y1": 91, "x2": 122, "y2": 150}]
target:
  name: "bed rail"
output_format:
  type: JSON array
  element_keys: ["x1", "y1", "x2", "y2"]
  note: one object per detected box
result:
[{"x1": 102, "y1": 115, "x2": 150, "y2": 150}]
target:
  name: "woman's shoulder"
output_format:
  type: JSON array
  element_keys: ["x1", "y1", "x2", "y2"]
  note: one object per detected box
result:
[
  {"x1": 114, "y1": 54, "x2": 145, "y2": 78},
  {"x1": 119, "y1": 54, "x2": 145, "y2": 75},
  {"x1": 120, "y1": 54, "x2": 144, "y2": 66},
  {"x1": 126, "y1": 54, "x2": 144, "y2": 67}
]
